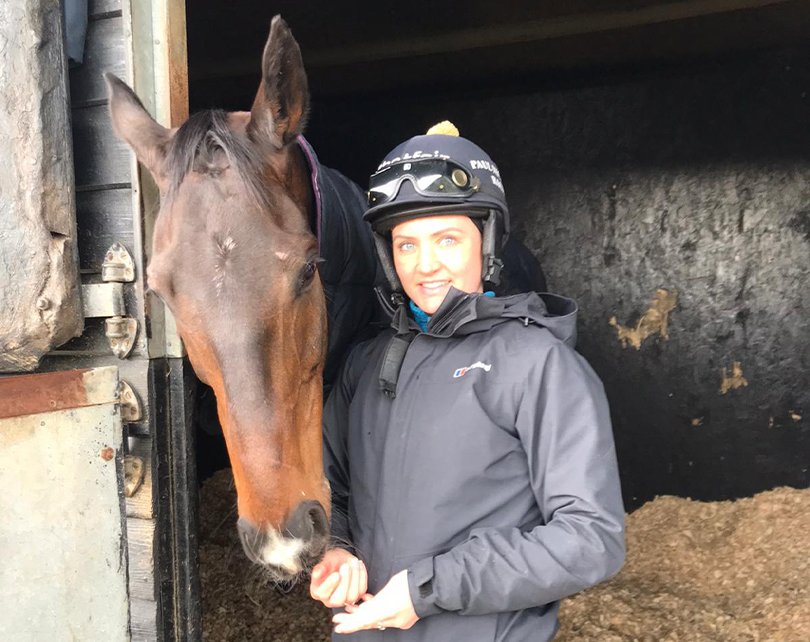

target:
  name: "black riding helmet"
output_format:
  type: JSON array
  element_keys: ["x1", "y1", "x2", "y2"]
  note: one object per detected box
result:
[{"x1": 364, "y1": 122, "x2": 510, "y2": 301}]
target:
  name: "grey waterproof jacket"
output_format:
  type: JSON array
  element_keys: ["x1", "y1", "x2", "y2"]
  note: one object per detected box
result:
[{"x1": 323, "y1": 288, "x2": 626, "y2": 641}]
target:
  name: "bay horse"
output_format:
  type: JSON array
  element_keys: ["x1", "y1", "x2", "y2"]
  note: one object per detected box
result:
[
  {"x1": 107, "y1": 15, "x2": 546, "y2": 583},
  {"x1": 106, "y1": 16, "x2": 365, "y2": 580}
]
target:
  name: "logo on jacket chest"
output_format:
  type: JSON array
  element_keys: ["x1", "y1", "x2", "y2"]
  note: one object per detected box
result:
[{"x1": 452, "y1": 361, "x2": 493, "y2": 378}]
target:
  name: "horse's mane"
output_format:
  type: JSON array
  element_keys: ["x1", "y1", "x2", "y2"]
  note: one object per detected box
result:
[{"x1": 166, "y1": 109, "x2": 271, "y2": 209}]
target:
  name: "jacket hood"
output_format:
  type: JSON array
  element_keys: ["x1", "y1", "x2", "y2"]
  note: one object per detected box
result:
[{"x1": 394, "y1": 287, "x2": 578, "y2": 348}]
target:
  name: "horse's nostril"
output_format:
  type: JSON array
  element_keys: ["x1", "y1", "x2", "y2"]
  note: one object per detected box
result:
[
  {"x1": 309, "y1": 503, "x2": 328, "y2": 539},
  {"x1": 284, "y1": 500, "x2": 328, "y2": 541}
]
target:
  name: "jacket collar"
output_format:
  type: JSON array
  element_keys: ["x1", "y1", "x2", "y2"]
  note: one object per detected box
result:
[{"x1": 390, "y1": 287, "x2": 579, "y2": 346}]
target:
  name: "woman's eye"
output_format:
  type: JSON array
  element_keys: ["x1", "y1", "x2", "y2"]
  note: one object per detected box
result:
[
  {"x1": 398, "y1": 242, "x2": 415, "y2": 253},
  {"x1": 439, "y1": 236, "x2": 457, "y2": 247}
]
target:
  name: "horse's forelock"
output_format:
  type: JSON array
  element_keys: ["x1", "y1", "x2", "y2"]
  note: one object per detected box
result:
[{"x1": 166, "y1": 109, "x2": 271, "y2": 210}]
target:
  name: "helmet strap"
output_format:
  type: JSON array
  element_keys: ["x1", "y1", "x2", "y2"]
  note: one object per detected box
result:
[
  {"x1": 372, "y1": 231, "x2": 405, "y2": 303},
  {"x1": 481, "y1": 210, "x2": 503, "y2": 286}
]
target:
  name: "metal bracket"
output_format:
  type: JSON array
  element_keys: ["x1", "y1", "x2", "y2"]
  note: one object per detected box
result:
[
  {"x1": 118, "y1": 380, "x2": 142, "y2": 423},
  {"x1": 105, "y1": 317, "x2": 138, "y2": 359},
  {"x1": 102, "y1": 242, "x2": 135, "y2": 283},
  {"x1": 123, "y1": 455, "x2": 145, "y2": 497}
]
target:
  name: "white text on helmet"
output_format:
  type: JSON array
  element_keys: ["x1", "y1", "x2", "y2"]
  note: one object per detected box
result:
[
  {"x1": 469, "y1": 159, "x2": 501, "y2": 178},
  {"x1": 377, "y1": 150, "x2": 450, "y2": 171}
]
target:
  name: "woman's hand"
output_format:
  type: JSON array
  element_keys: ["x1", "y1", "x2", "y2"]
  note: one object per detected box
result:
[
  {"x1": 332, "y1": 569, "x2": 419, "y2": 634},
  {"x1": 309, "y1": 548, "x2": 368, "y2": 608}
]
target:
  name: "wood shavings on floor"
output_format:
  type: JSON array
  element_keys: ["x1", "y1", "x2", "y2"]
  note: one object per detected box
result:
[{"x1": 199, "y1": 470, "x2": 809, "y2": 641}]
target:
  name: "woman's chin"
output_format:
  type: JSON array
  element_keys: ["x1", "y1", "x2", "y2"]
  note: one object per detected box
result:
[{"x1": 412, "y1": 289, "x2": 449, "y2": 315}]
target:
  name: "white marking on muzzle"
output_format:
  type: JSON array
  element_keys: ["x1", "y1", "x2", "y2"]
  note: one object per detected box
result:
[{"x1": 260, "y1": 528, "x2": 306, "y2": 574}]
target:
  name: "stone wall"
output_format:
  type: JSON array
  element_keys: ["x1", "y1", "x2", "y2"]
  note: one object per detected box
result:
[{"x1": 0, "y1": 1, "x2": 83, "y2": 371}]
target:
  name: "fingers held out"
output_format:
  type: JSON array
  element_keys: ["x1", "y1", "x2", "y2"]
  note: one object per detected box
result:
[
  {"x1": 332, "y1": 601, "x2": 385, "y2": 635},
  {"x1": 310, "y1": 571, "x2": 341, "y2": 604},
  {"x1": 347, "y1": 558, "x2": 368, "y2": 605}
]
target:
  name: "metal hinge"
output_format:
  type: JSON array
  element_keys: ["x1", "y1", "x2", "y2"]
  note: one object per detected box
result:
[
  {"x1": 81, "y1": 243, "x2": 139, "y2": 358},
  {"x1": 102, "y1": 242, "x2": 135, "y2": 283}
]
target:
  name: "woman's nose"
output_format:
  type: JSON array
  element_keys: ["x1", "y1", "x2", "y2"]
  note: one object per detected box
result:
[{"x1": 417, "y1": 246, "x2": 439, "y2": 273}]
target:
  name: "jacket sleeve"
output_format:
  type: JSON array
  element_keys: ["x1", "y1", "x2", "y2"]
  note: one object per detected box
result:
[
  {"x1": 322, "y1": 343, "x2": 362, "y2": 552},
  {"x1": 407, "y1": 342, "x2": 626, "y2": 617}
]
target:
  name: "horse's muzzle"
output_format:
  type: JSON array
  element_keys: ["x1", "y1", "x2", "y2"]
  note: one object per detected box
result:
[{"x1": 237, "y1": 501, "x2": 329, "y2": 577}]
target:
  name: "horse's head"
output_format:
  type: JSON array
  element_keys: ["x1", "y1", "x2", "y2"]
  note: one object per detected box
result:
[{"x1": 107, "y1": 17, "x2": 330, "y2": 579}]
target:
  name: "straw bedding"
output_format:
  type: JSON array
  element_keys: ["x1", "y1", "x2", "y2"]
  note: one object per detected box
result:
[{"x1": 199, "y1": 470, "x2": 809, "y2": 641}]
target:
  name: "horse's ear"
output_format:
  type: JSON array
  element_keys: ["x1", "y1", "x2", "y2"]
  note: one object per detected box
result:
[
  {"x1": 105, "y1": 73, "x2": 173, "y2": 184},
  {"x1": 248, "y1": 15, "x2": 310, "y2": 149}
]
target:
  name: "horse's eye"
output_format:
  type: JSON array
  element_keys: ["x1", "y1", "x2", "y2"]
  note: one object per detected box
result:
[{"x1": 299, "y1": 257, "x2": 323, "y2": 290}]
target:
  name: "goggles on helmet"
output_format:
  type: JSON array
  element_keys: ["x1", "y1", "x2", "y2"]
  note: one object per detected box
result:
[{"x1": 367, "y1": 158, "x2": 480, "y2": 208}]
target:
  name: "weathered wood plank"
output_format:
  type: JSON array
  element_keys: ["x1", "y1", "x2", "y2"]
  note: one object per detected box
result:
[
  {"x1": 75, "y1": 188, "x2": 135, "y2": 271},
  {"x1": 126, "y1": 435, "x2": 155, "y2": 519},
  {"x1": 37, "y1": 355, "x2": 152, "y2": 435},
  {"x1": 0, "y1": 0, "x2": 83, "y2": 371},
  {"x1": 130, "y1": 597, "x2": 159, "y2": 642},
  {"x1": 0, "y1": 366, "x2": 118, "y2": 419},
  {"x1": 72, "y1": 104, "x2": 132, "y2": 188},
  {"x1": 127, "y1": 517, "x2": 157, "y2": 602},
  {"x1": 167, "y1": 0, "x2": 189, "y2": 127},
  {"x1": 70, "y1": 16, "x2": 126, "y2": 105}
]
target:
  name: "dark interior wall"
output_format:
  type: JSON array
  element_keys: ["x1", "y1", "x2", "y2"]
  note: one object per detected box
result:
[
  {"x1": 310, "y1": 48, "x2": 810, "y2": 509},
  {"x1": 189, "y1": 21, "x2": 810, "y2": 507},
  {"x1": 304, "y1": 50, "x2": 810, "y2": 507}
]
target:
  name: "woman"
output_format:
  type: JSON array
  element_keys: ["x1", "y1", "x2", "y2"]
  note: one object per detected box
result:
[{"x1": 309, "y1": 123, "x2": 625, "y2": 640}]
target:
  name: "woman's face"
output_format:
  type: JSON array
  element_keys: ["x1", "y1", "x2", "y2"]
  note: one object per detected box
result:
[{"x1": 391, "y1": 214, "x2": 484, "y2": 315}]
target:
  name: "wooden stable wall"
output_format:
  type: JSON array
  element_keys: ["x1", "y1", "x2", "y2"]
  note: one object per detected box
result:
[
  {"x1": 57, "y1": 1, "x2": 162, "y2": 638},
  {"x1": 41, "y1": 1, "x2": 198, "y2": 640}
]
